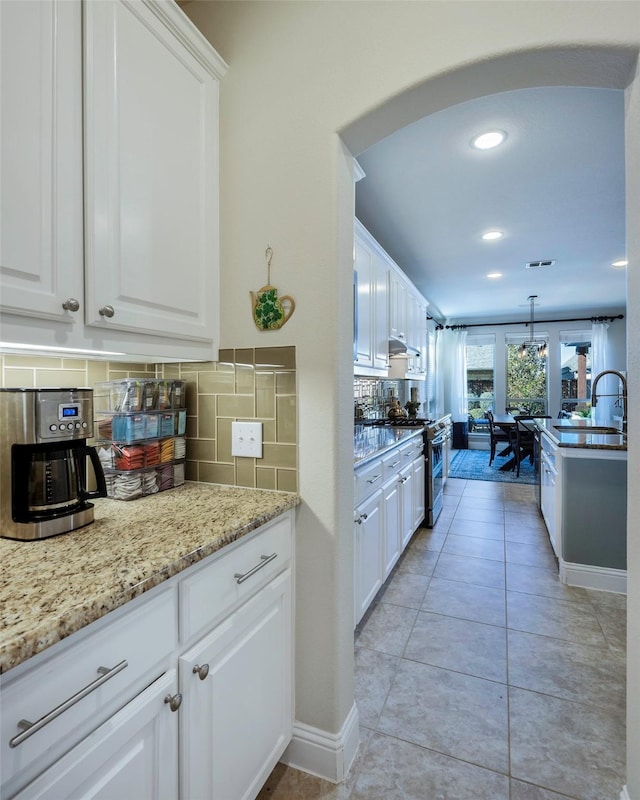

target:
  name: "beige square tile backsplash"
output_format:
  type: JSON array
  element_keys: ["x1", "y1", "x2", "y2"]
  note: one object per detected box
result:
[{"x1": 1, "y1": 346, "x2": 298, "y2": 493}]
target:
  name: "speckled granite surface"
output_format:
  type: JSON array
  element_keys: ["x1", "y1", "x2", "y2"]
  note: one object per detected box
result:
[
  {"x1": 354, "y1": 426, "x2": 423, "y2": 466},
  {"x1": 0, "y1": 483, "x2": 300, "y2": 674}
]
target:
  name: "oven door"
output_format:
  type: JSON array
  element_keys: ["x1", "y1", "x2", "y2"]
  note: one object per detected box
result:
[{"x1": 427, "y1": 432, "x2": 446, "y2": 526}]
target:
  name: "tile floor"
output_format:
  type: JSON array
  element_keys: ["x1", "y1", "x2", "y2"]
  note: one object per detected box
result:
[{"x1": 258, "y1": 478, "x2": 627, "y2": 800}]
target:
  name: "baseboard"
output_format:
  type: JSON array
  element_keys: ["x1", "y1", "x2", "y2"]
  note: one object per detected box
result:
[
  {"x1": 620, "y1": 785, "x2": 631, "y2": 800},
  {"x1": 560, "y1": 560, "x2": 627, "y2": 594},
  {"x1": 281, "y1": 702, "x2": 360, "y2": 783}
]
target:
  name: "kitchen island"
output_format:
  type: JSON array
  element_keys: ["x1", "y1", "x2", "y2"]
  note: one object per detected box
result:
[{"x1": 537, "y1": 419, "x2": 627, "y2": 593}]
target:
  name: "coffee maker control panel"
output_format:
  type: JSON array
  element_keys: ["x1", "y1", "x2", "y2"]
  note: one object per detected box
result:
[{"x1": 37, "y1": 394, "x2": 94, "y2": 441}]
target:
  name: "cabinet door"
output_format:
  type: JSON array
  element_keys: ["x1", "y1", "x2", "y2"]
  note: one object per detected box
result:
[
  {"x1": 372, "y1": 254, "x2": 389, "y2": 371},
  {"x1": 389, "y1": 271, "x2": 408, "y2": 342},
  {"x1": 382, "y1": 475, "x2": 401, "y2": 578},
  {"x1": 179, "y1": 569, "x2": 293, "y2": 800},
  {"x1": 412, "y1": 456, "x2": 426, "y2": 530},
  {"x1": 84, "y1": 0, "x2": 223, "y2": 343},
  {"x1": 354, "y1": 242, "x2": 373, "y2": 367},
  {"x1": 354, "y1": 489, "x2": 384, "y2": 625},
  {"x1": 399, "y1": 464, "x2": 415, "y2": 549},
  {"x1": 13, "y1": 671, "x2": 179, "y2": 800},
  {"x1": 0, "y1": 0, "x2": 84, "y2": 324},
  {"x1": 540, "y1": 453, "x2": 558, "y2": 557}
]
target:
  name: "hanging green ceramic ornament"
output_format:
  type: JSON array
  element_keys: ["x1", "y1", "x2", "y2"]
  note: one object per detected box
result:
[{"x1": 250, "y1": 246, "x2": 296, "y2": 331}]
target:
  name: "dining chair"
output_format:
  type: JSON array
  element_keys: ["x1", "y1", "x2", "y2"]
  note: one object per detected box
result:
[
  {"x1": 509, "y1": 416, "x2": 536, "y2": 476},
  {"x1": 487, "y1": 410, "x2": 511, "y2": 466},
  {"x1": 509, "y1": 415, "x2": 551, "y2": 476}
]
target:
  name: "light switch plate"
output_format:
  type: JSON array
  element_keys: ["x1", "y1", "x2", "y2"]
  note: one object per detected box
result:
[{"x1": 231, "y1": 421, "x2": 263, "y2": 458}]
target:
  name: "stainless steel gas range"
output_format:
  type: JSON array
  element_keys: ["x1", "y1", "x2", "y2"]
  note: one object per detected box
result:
[{"x1": 423, "y1": 417, "x2": 452, "y2": 527}]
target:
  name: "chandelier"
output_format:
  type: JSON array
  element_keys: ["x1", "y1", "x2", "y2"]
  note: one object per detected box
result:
[{"x1": 518, "y1": 295, "x2": 548, "y2": 358}]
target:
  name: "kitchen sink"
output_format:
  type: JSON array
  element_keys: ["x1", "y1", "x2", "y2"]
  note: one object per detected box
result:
[{"x1": 554, "y1": 425, "x2": 621, "y2": 434}]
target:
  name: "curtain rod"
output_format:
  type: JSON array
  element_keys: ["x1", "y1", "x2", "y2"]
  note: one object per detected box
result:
[{"x1": 438, "y1": 313, "x2": 624, "y2": 331}]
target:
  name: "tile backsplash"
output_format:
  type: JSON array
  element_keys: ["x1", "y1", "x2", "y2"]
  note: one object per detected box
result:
[{"x1": 1, "y1": 346, "x2": 297, "y2": 493}]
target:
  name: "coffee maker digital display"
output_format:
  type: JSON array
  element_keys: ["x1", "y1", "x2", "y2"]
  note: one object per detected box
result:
[{"x1": 0, "y1": 388, "x2": 108, "y2": 541}]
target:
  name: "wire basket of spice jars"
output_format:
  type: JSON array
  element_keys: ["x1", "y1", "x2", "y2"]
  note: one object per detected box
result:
[{"x1": 94, "y1": 379, "x2": 187, "y2": 500}]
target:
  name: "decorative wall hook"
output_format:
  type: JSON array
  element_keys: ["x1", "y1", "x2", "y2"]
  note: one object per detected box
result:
[{"x1": 250, "y1": 246, "x2": 296, "y2": 331}]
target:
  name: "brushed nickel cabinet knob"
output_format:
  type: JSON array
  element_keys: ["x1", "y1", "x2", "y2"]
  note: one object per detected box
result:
[
  {"x1": 164, "y1": 693, "x2": 183, "y2": 712},
  {"x1": 193, "y1": 664, "x2": 210, "y2": 681}
]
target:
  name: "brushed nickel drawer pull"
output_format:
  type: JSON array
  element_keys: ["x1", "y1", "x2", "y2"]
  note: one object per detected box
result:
[
  {"x1": 9, "y1": 660, "x2": 128, "y2": 748},
  {"x1": 366, "y1": 474, "x2": 382, "y2": 484},
  {"x1": 234, "y1": 552, "x2": 277, "y2": 584}
]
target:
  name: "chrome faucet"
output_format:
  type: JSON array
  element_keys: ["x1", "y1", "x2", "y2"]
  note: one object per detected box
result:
[{"x1": 591, "y1": 370, "x2": 628, "y2": 434}]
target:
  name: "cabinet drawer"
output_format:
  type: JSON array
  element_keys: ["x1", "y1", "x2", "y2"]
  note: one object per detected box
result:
[
  {"x1": 354, "y1": 457, "x2": 384, "y2": 506},
  {"x1": 1, "y1": 587, "x2": 177, "y2": 796},
  {"x1": 179, "y1": 512, "x2": 293, "y2": 644},
  {"x1": 381, "y1": 448, "x2": 404, "y2": 480}
]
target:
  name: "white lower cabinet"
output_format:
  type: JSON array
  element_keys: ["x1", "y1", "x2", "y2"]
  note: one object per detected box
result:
[
  {"x1": 1, "y1": 511, "x2": 295, "y2": 800},
  {"x1": 354, "y1": 434, "x2": 425, "y2": 625},
  {"x1": 412, "y1": 455, "x2": 426, "y2": 531},
  {"x1": 382, "y1": 474, "x2": 401, "y2": 577},
  {"x1": 179, "y1": 569, "x2": 293, "y2": 800},
  {"x1": 398, "y1": 462, "x2": 415, "y2": 550},
  {"x1": 13, "y1": 671, "x2": 179, "y2": 800},
  {"x1": 354, "y1": 489, "x2": 384, "y2": 625}
]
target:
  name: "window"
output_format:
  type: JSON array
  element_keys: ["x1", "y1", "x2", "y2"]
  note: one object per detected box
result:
[
  {"x1": 466, "y1": 335, "x2": 495, "y2": 430},
  {"x1": 560, "y1": 330, "x2": 591, "y2": 416},
  {"x1": 506, "y1": 335, "x2": 548, "y2": 415}
]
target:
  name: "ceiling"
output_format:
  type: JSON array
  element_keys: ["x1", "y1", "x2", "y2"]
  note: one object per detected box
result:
[{"x1": 355, "y1": 86, "x2": 627, "y2": 324}]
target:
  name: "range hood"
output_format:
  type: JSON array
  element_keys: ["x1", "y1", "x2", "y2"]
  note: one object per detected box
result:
[{"x1": 388, "y1": 337, "x2": 419, "y2": 358}]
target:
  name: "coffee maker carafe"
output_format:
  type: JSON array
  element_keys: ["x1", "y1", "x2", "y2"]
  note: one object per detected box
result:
[{"x1": 0, "y1": 388, "x2": 107, "y2": 540}]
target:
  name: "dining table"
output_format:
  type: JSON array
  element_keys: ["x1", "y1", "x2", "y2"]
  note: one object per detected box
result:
[
  {"x1": 491, "y1": 414, "x2": 538, "y2": 471},
  {"x1": 490, "y1": 414, "x2": 520, "y2": 471}
]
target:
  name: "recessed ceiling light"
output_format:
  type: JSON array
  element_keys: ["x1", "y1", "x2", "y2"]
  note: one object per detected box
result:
[
  {"x1": 611, "y1": 259, "x2": 628, "y2": 269},
  {"x1": 481, "y1": 231, "x2": 503, "y2": 241},
  {"x1": 471, "y1": 130, "x2": 507, "y2": 150},
  {"x1": 487, "y1": 272, "x2": 502, "y2": 279}
]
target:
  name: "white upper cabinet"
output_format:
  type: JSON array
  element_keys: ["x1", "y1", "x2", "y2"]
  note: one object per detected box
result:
[
  {"x1": 84, "y1": 0, "x2": 225, "y2": 343},
  {"x1": 0, "y1": 0, "x2": 227, "y2": 361},
  {"x1": 0, "y1": 1, "x2": 84, "y2": 325},
  {"x1": 354, "y1": 222, "x2": 388, "y2": 375},
  {"x1": 388, "y1": 270, "x2": 408, "y2": 344}
]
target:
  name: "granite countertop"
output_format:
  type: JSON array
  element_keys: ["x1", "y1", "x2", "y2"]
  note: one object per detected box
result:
[
  {"x1": 0, "y1": 483, "x2": 300, "y2": 674},
  {"x1": 354, "y1": 425, "x2": 424, "y2": 467},
  {"x1": 537, "y1": 418, "x2": 627, "y2": 451}
]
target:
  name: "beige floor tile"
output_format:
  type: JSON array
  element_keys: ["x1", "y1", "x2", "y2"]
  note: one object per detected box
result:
[
  {"x1": 422, "y1": 577, "x2": 507, "y2": 627},
  {"x1": 378, "y1": 660, "x2": 509, "y2": 772},
  {"x1": 509, "y1": 686, "x2": 626, "y2": 800},
  {"x1": 351, "y1": 732, "x2": 509, "y2": 799},
  {"x1": 405, "y1": 611, "x2": 507, "y2": 682}
]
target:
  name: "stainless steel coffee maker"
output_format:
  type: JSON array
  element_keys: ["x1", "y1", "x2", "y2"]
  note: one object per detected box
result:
[{"x1": 0, "y1": 388, "x2": 107, "y2": 540}]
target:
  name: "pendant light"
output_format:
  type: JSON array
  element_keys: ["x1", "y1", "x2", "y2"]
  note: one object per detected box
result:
[{"x1": 518, "y1": 295, "x2": 548, "y2": 358}]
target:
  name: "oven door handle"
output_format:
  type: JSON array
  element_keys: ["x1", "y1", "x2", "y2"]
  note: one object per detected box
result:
[{"x1": 430, "y1": 434, "x2": 447, "y2": 447}]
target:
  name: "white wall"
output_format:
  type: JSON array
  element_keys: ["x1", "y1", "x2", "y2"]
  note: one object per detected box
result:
[
  {"x1": 182, "y1": 1, "x2": 639, "y2": 790},
  {"x1": 625, "y1": 53, "x2": 640, "y2": 800}
]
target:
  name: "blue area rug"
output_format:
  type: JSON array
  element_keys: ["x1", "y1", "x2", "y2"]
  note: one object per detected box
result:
[{"x1": 449, "y1": 449, "x2": 537, "y2": 485}]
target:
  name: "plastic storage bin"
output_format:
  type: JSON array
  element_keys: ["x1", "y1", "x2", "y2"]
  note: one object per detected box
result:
[{"x1": 94, "y1": 379, "x2": 186, "y2": 413}]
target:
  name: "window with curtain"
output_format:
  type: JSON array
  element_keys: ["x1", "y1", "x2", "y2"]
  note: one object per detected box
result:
[
  {"x1": 465, "y1": 334, "x2": 495, "y2": 430},
  {"x1": 505, "y1": 333, "x2": 548, "y2": 415},
  {"x1": 559, "y1": 330, "x2": 592, "y2": 416}
]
